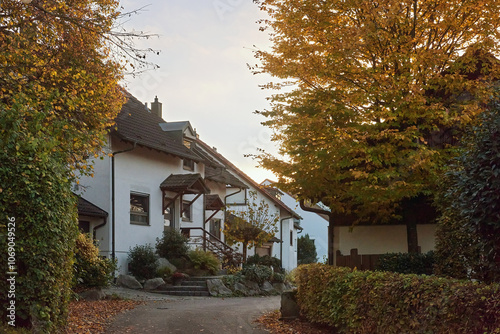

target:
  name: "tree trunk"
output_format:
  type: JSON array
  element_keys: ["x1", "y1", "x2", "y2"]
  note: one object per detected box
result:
[{"x1": 242, "y1": 241, "x2": 248, "y2": 262}]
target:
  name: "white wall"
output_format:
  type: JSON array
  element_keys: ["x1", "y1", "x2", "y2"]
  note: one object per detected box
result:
[
  {"x1": 334, "y1": 224, "x2": 437, "y2": 263},
  {"x1": 417, "y1": 224, "x2": 437, "y2": 253},
  {"x1": 335, "y1": 225, "x2": 409, "y2": 256}
]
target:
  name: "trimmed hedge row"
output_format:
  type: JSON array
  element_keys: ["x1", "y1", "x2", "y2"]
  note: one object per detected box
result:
[{"x1": 295, "y1": 264, "x2": 500, "y2": 334}]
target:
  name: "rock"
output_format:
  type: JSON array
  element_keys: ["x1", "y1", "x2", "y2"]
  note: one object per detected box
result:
[
  {"x1": 143, "y1": 278, "x2": 165, "y2": 290},
  {"x1": 233, "y1": 282, "x2": 250, "y2": 296},
  {"x1": 272, "y1": 282, "x2": 287, "y2": 294},
  {"x1": 207, "y1": 279, "x2": 233, "y2": 297},
  {"x1": 281, "y1": 290, "x2": 300, "y2": 319},
  {"x1": 78, "y1": 288, "x2": 105, "y2": 301},
  {"x1": 260, "y1": 281, "x2": 276, "y2": 295},
  {"x1": 116, "y1": 274, "x2": 143, "y2": 290},
  {"x1": 157, "y1": 258, "x2": 176, "y2": 272},
  {"x1": 243, "y1": 280, "x2": 261, "y2": 296}
]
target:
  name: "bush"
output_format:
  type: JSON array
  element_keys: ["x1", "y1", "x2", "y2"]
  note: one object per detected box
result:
[
  {"x1": 156, "y1": 228, "x2": 189, "y2": 260},
  {"x1": 127, "y1": 244, "x2": 158, "y2": 280},
  {"x1": 295, "y1": 264, "x2": 500, "y2": 334},
  {"x1": 376, "y1": 251, "x2": 435, "y2": 275},
  {"x1": 242, "y1": 264, "x2": 273, "y2": 284},
  {"x1": 74, "y1": 233, "x2": 115, "y2": 288},
  {"x1": 271, "y1": 272, "x2": 286, "y2": 283},
  {"x1": 245, "y1": 254, "x2": 283, "y2": 272},
  {"x1": 156, "y1": 266, "x2": 173, "y2": 281},
  {"x1": 188, "y1": 248, "x2": 220, "y2": 275}
]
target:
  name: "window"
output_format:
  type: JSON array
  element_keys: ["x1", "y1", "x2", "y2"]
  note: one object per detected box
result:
[
  {"x1": 183, "y1": 158, "x2": 195, "y2": 171},
  {"x1": 209, "y1": 218, "x2": 221, "y2": 240},
  {"x1": 290, "y1": 231, "x2": 293, "y2": 246},
  {"x1": 181, "y1": 200, "x2": 192, "y2": 221},
  {"x1": 163, "y1": 198, "x2": 175, "y2": 229},
  {"x1": 130, "y1": 193, "x2": 149, "y2": 225},
  {"x1": 78, "y1": 221, "x2": 90, "y2": 234}
]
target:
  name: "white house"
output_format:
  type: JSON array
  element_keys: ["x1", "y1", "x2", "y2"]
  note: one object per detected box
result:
[
  {"x1": 195, "y1": 140, "x2": 303, "y2": 272},
  {"x1": 76, "y1": 93, "x2": 302, "y2": 274},
  {"x1": 260, "y1": 180, "x2": 329, "y2": 263}
]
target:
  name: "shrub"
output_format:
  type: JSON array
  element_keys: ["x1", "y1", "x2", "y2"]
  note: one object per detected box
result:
[
  {"x1": 127, "y1": 244, "x2": 158, "y2": 280},
  {"x1": 156, "y1": 228, "x2": 189, "y2": 260},
  {"x1": 74, "y1": 233, "x2": 115, "y2": 288},
  {"x1": 242, "y1": 264, "x2": 273, "y2": 284},
  {"x1": 376, "y1": 251, "x2": 435, "y2": 275},
  {"x1": 271, "y1": 272, "x2": 286, "y2": 283},
  {"x1": 295, "y1": 263, "x2": 500, "y2": 334},
  {"x1": 188, "y1": 248, "x2": 220, "y2": 275},
  {"x1": 245, "y1": 254, "x2": 283, "y2": 272},
  {"x1": 156, "y1": 266, "x2": 173, "y2": 281}
]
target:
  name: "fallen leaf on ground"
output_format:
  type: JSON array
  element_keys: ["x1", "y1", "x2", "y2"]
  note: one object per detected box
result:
[
  {"x1": 65, "y1": 299, "x2": 143, "y2": 333},
  {"x1": 255, "y1": 310, "x2": 336, "y2": 334}
]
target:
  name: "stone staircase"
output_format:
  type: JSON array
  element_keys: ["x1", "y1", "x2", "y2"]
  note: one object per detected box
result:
[{"x1": 153, "y1": 276, "x2": 221, "y2": 297}]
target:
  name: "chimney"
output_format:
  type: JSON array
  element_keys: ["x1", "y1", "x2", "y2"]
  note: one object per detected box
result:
[{"x1": 150, "y1": 96, "x2": 162, "y2": 118}]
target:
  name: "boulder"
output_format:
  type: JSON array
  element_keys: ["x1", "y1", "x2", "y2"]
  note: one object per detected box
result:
[
  {"x1": 144, "y1": 277, "x2": 165, "y2": 290},
  {"x1": 78, "y1": 288, "x2": 105, "y2": 301},
  {"x1": 207, "y1": 279, "x2": 233, "y2": 297},
  {"x1": 116, "y1": 274, "x2": 143, "y2": 290},
  {"x1": 233, "y1": 282, "x2": 250, "y2": 296},
  {"x1": 260, "y1": 281, "x2": 276, "y2": 295},
  {"x1": 272, "y1": 282, "x2": 287, "y2": 294},
  {"x1": 157, "y1": 258, "x2": 176, "y2": 272},
  {"x1": 280, "y1": 289, "x2": 300, "y2": 319},
  {"x1": 243, "y1": 280, "x2": 261, "y2": 296}
]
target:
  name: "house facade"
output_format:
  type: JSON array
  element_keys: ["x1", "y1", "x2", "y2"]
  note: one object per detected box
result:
[
  {"x1": 260, "y1": 180, "x2": 329, "y2": 263},
  {"x1": 76, "y1": 93, "x2": 302, "y2": 274}
]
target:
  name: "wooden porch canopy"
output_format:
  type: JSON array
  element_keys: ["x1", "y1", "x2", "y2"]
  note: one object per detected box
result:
[
  {"x1": 160, "y1": 173, "x2": 210, "y2": 211},
  {"x1": 204, "y1": 194, "x2": 225, "y2": 224}
]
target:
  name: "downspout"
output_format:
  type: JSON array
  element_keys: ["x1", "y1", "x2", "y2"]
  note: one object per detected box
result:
[
  {"x1": 299, "y1": 199, "x2": 334, "y2": 265},
  {"x1": 111, "y1": 142, "x2": 137, "y2": 264}
]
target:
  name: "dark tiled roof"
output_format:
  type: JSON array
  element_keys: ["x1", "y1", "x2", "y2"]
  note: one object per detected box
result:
[
  {"x1": 76, "y1": 196, "x2": 108, "y2": 218},
  {"x1": 196, "y1": 140, "x2": 301, "y2": 220},
  {"x1": 205, "y1": 166, "x2": 248, "y2": 189},
  {"x1": 112, "y1": 93, "x2": 202, "y2": 161},
  {"x1": 160, "y1": 173, "x2": 210, "y2": 194},
  {"x1": 205, "y1": 194, "x2": 225, "y2": 210}
]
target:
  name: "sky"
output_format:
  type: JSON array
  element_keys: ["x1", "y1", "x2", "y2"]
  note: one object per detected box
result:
[{"x1": 118, "y1": 0, "x2": 279, "y2": 183}]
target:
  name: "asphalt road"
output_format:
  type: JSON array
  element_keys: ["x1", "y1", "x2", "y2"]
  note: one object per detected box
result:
[{"x1": 105, "y1": 295, "x2": 280, "y2": 334}]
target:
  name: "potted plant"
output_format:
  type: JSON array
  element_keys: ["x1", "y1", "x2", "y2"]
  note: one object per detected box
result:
[{"x1": 171, "y1": 272, "x2": 188, "y2": 286}]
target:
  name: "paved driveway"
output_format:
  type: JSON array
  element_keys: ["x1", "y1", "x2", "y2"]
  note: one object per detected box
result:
[{"x1": 105, "y1": 295, "x2": 280, "y2": 334}]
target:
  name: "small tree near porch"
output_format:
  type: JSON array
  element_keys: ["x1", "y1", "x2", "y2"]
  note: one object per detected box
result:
[{"x1": 224, "y1": 191, "x2": 279, "y2": 262}]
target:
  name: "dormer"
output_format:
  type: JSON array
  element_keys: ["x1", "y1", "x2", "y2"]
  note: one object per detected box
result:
[{"x1": 159, "y1": 121, "x2": 197, "y2": 149}]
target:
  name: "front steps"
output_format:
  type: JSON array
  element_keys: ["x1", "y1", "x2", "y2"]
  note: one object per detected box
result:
[{"x1": 153, "y1": 276, "x2": 222, "y2": 297}]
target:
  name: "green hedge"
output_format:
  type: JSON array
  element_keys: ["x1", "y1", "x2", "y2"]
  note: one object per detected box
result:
[
  {"x1": 296, "y1": 264, "x2": 500, "y2": 334},
  {"x1": 376, "y1": 251, "x2": 435, "y2": 275}
]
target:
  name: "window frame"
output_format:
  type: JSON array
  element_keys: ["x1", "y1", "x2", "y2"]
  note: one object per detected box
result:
[{"x1": 130, "y1": 192, "x2": 150, "y2": 226}]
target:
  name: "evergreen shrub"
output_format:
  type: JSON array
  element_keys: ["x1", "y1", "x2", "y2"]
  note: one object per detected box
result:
[
  {"x1": 376, "y1": 251, "x2": 435, "y2": 275},
  {"x1": 127, "y1": 244, "x2": 158, "y2": 280},
  {"x1": 156, "y1": 228, "x2": 189, "y2": 260}
]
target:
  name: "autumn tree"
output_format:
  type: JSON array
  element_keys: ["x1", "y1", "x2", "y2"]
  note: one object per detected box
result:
[
  {"x1": 224, "y1": 191, "x2": 279, "y2": 261},
  {"x1": 0, "y1": 0, "x2": 156, "y2": 331},
  {"x1": 253, "y1": 0, "x2": 500, "y2": 223}
]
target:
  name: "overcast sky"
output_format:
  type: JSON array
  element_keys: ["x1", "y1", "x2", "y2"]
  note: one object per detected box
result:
[{"x1": 119, "y1": 0, "x2": 279, "y2": 183}]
